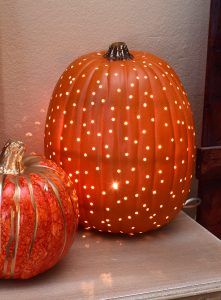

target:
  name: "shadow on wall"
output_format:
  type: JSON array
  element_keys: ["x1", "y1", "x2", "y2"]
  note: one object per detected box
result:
[
  {"x1": 0, "y1": 2, "x2": 49, "y2": 154},
  {"x1": 0, "y1": 25, "x2": 6, "y2": 147}
]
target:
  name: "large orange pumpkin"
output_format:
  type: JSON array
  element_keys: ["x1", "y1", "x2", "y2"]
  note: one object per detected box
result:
[{"x1": 45, "y1": 42, "x2": 195, "y2": 234}]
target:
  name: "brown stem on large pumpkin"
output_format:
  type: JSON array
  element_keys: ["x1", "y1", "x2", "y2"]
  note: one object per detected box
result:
[
  {"x1": 0, "y1": 140, "x2": 25, "y2": 174},
  {"x1": 103, "y1": 42, "x2": 134, "y2": 61}
]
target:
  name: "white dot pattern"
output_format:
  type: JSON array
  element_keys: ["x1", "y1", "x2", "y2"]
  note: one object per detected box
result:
[{"x1": 45, "y1": 50, "x2": 196, "y2": 234}]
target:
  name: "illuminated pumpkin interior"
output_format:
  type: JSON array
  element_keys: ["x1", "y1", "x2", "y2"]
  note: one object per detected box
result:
[{"x1": 45, "y1": 42, "x2": 196, "y2": 235}]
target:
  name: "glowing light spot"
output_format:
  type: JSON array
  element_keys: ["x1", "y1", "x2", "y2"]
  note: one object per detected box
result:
[
  {"x1": 112, "y1": 182, "x2": 119, "y2": 190},
  {"x1": 117, "y1": 88, "x2": 121, "y2": 93},
  {"x1": 26, "y1": 132, "x2": 33, "y2": 137},
  {"x1": 117, "y1": 169, "x2": 121, "y2": 173}
]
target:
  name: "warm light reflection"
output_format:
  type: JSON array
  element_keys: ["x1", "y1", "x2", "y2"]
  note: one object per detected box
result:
[{"x1": 112, "y1": 182, "x2": 119, "y2": 190}]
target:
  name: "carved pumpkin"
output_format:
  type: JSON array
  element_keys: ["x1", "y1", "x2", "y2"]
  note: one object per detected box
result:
[
  {"x1": 0, "y1": 140, "x2": 78, "y2": 279},
  {"x1": 45, "y1": 42, "x2": 195, "y2": 234}
]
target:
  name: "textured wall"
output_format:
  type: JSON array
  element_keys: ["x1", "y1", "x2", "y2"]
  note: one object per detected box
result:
[{"x1": 0, "y1": 0, "x2": 210, "y2": 157}]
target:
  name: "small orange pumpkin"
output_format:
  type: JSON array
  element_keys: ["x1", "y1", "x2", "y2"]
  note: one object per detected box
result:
[
  {"x1": 45, "y1": 42, "x2": 195, "y2": 234},
  {"x1": 0, "y1": 140, "x2": 78, "y2": 279}
]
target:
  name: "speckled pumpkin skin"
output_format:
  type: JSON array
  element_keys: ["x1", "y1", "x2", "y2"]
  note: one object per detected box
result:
[
  {"x1": 45, "y1": 47, "x2": 195, "y2": 235},
  {"x1": 0, "y1": 157, "x2": 78, "y2": 279}
]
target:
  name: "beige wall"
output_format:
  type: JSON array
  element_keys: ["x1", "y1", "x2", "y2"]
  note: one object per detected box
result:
[{"x1": 0, "y1": 0, "x2": 210, "y2": 157}]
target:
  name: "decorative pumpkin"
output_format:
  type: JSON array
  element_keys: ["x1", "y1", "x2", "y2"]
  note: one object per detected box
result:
[
  {"x1": 0, "y1": 140, "x2": 78, "y2": 279},
  {"x1": 45, "y1": 42, "x2": 195, "y2": 235}
]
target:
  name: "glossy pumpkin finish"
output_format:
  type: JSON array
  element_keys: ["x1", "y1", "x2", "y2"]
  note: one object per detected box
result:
[
  {"x1": 45, "y1": 42, "x2": 195, "y2": 234},
  {"x1": 0, "y1": 141, "x2": 78, "y2": 279}
]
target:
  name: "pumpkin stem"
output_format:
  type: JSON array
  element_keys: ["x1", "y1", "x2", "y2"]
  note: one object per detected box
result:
[
  {"x1": 0, "y1": 140, "x2": 25, "y2": 175},
  {"x1": 103, "y1": 42, "x2": 134, "y2": 61}
]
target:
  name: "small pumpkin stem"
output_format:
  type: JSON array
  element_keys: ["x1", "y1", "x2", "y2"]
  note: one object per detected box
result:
[
  {"x1": 104, "y1": 42, "x2": 134, "y2": 61},
  {"x1": 0, "y1": 140, "x2": 25, "y2": 175}
]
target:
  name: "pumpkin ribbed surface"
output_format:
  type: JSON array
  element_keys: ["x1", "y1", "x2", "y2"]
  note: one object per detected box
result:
[
  {"x1": 45, "y1": 47, "x2": 195, "y2": 234},
  {"x1": 0, "y1": 141, "x2": 78, "y2": 279}
]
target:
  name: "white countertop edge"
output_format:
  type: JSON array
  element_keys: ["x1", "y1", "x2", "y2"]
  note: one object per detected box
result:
[{"x1": 107, "y1": 279, "x2": 221, "y2": 300}]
